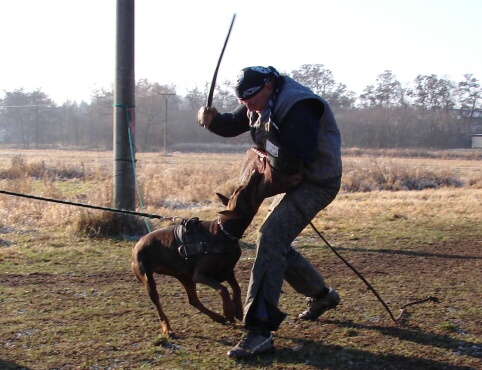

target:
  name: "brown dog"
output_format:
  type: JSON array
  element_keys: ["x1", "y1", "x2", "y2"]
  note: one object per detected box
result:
[{"x1": 131, "y1": 171, "x2": 262, "y2": 337}]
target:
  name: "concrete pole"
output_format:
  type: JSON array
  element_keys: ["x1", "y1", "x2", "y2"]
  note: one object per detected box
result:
[{"x1": 113, "y1": 0, "x2": 135, "y2": 211}]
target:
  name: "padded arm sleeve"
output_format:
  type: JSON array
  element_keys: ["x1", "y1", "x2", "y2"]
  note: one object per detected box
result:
[{"x1": 208, "y1": 105, "x2": 250, "y2": 137}]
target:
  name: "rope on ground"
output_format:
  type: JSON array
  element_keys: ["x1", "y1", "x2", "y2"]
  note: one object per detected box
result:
[{"x1": 308, "y1": 221, "x2": 438, "y2": 323}]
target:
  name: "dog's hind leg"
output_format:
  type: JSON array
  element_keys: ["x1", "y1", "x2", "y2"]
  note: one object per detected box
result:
[
  {"x1": 179, "y1": 278, "x2": 228, "y2": 324},
  {"x1": 144, "y1": 270, "x2": 174, "y2": 337},
  {"x1": 132, "y1": 257, "x2": 174, "y2": 337}
]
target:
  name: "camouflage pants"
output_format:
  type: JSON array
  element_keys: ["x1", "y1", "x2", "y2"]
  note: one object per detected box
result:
[{"x1": 243, "y1": 177, "x2": 341, "y2": 331}]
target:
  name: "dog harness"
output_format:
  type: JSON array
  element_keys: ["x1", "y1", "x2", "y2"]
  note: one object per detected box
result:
[{"x1": 174, "y1": 217, "x2": 237, "y2": 259}]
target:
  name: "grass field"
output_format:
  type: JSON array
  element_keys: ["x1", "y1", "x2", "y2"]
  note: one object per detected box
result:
[{"x1": 0, "y1": 149, "x2": 481, "y2": 369}]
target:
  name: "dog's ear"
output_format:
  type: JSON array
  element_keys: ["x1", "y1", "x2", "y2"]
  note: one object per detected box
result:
[{"x1": 216, "y1": 193, "x2": 230, "y2": 206}]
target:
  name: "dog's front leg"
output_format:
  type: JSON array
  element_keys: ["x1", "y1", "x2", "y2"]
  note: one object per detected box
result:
[
  {"x1": 226, "y1": 273, "x2": 243, "y2": 321},
  {"x1": 179, "y1": 278, "x2": 229, "y2": 323},
  {"x1": 190, "y1": 272, "x2": 236, "y2": 323}
]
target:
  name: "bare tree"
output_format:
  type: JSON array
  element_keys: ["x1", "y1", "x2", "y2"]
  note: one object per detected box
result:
[
  {"x1": 212, "y1": 79, "x2": 238, "y2": 111},
  {"x1": 289, "y1": 64, "x2": 355, "y2": 110},
  {"x1": 457, "y1": 74, "x2": 481, "y2": 120},
  {"x1": 360, "y1": 70, "x2": 403, "y2": 108},
  {"x1": 90, "y1": 88, "x2": 114, "y2": 149},
  {"x1": 135, "y1": 79, "x2": 178, "y2": 151},
  {"x1": 290, "y1": 64, "x2": 335, "y2": 95},
  {"x1": 325, "y1": 83, "x2": 356, "y2": 110},
  {"x1": 412, "y1": 74, "x2": 456, "y2": 112},
  {"x1": 1, "y1": 89, "x2": 54, "y2": 149},
  {"x1": 185, "y1": 85, "x2": 208, "y2": 110}
]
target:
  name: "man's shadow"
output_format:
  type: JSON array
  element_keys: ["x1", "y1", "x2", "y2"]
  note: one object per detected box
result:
[{"x1": 231, "y1": 319, "x2": 481, "y2": 369}]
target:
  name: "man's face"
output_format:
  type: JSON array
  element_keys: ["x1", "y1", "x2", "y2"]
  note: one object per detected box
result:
[{"x1": 238, "y1": 83, "x2": 273, "y2": 113}]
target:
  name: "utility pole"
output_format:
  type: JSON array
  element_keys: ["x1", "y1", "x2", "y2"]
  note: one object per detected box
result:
[
  {"x1": 35, "y1": 102, "x2": 39, "y2": 149},
  {"x1": 159, "y1": 93, "x2": 175, "y2": 155},
  {"x1": 113, "y1": 0, "x2": 135, "y2": 212}
]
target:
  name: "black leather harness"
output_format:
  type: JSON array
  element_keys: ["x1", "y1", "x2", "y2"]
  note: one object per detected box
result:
[{"x1": 174, "y1": 217, "x2": 237, "y2": 259}]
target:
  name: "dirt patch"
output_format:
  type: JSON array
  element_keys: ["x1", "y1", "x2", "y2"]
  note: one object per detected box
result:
[{"x1": 0, "y1": 238, "x2": 481, "y2": 369}]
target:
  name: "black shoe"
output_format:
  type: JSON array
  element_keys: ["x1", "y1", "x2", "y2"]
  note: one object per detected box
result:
[
  {"x1": 227, "y1": 327, "x2": 273, "y2": 358},
  {"x1": 298, "y1": 288, "x2": 340, "y2": 321}
]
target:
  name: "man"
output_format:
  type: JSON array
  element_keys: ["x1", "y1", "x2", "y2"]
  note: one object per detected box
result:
[{"x1": 197, "y1": 66, "x2": 342, "y2": 358}]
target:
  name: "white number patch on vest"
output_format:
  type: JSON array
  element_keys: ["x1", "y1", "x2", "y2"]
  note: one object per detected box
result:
[{"x1": 266, "y1": 139, "x2": 279, "y2": 158}]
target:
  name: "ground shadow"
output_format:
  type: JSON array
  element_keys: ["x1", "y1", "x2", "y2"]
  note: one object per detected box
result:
[
  {"x1": 225, "y1": 320, "x2": 480, "y2": 369},
  {"x1": 304, "y1": 244, "x2": 482, "y2": 261},
  {"x1": 326, "y1": 319, "x2": 481, "y2": 358},
  {"x1": 0, "y1": 359, "x2": 32, "y2": 370},
  {"x1": 249, "y1": 342, "x2": 476, "y2": 369}
]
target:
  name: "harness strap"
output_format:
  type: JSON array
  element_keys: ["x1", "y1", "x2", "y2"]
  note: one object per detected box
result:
[{"x1": 174, "y1": 217, "x2": 237, "y2": 259}]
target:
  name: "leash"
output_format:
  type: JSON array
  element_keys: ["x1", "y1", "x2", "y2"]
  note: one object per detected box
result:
[
  {"x1": 0, "y1": 189, "x2": 181, "y2": 223},
  {"x1": 307, "y1": 220, "x2": 437, "y2": 323}
]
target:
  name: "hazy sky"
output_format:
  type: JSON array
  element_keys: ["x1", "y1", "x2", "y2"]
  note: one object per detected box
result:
[{"x1": 1, "y1": 0, "x2": 481, "y2": 104}]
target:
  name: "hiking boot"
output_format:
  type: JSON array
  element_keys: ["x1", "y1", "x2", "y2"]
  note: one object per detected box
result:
[
  {"x1": 227, "y1": 327, "x2": 273, "y2": 358},
  {"x1": 298, "y1": 288, "x2": 340, "y2": 321}
]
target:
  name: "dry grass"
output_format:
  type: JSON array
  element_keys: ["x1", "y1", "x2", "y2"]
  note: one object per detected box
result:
[{"x1": 0, "y1": 149, "x2": 480, "y2": 231}]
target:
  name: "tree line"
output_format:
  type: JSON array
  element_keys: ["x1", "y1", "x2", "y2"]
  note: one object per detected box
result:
[{"x1": 1, "y1": 64, "x2": 481, "y2": 151}]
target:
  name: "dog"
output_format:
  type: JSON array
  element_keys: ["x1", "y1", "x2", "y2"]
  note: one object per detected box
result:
[{"x1": 131, "y1": 170, "x2": 262, "y2": 337}]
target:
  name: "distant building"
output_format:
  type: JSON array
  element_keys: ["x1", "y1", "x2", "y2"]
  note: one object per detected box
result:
[{"x1": 473, "y1": 134, "x2": 482, "y2": 149}]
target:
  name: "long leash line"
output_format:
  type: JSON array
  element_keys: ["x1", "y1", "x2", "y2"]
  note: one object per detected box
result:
[
  {"x1": 297, "y1": 209, "x2": 438, "y2": 323},
  {"x1": 307, "y1": 221, "x2": 400, "y2": 322},
  {"x1": 304, "y1": 220, "x2": 396, "y2": 322},
  {"x1": 0, "y1": 189, "x2": 180, "y2": 223},
  {"x1": 307, "y1": 220, "x2": 438, "y2": 322}
]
